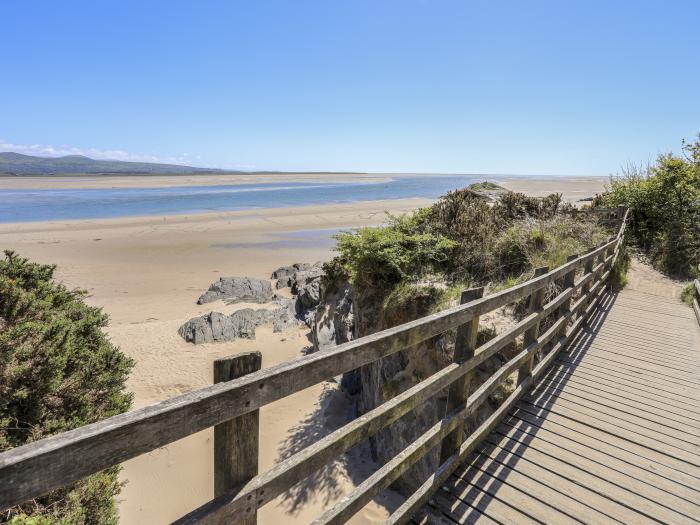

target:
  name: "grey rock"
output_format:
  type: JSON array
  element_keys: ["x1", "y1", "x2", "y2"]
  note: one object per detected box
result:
[
  {"x1": 290, "y1": 267, "x2": 324, "y2": 294},
  {"x1": 179, "y1": 298, "x2": 302, "y2": 344},
  {"x1": 312, "y1": 279, "x2": 354, "y2": 352},
  {"x1": 178, "y1": 309, "x2": 265, "y2": 343},
  {"x1": 298, "y1": 279, "x2": 321, "y2": 309},
  {"x1": 271, "y1": 262, "x2": 317, "y2": 280},
  {"x1": 197, "y1": 276, "x2": 273, "y2": 305},
  {"x1": 268, "y1": 297, "x2": 300, "y2": 332}
]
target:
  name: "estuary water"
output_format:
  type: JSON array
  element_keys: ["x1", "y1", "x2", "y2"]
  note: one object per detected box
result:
[{"x1": 0, "y1": 174, "x2": 480, "y2": 223}]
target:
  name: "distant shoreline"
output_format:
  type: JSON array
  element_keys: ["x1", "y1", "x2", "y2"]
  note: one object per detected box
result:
[
  {"x1": 0, "y1": 174, "x2": 608, "y2": 224},
  {"x1": 0, "y1": 171, "x2": 608, "y2": 190}
]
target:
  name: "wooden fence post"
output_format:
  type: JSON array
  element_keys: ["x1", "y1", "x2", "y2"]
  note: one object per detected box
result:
[
  {"x1": 214, "y1": 351, "x2": 262, "y2": 524},
  {"x1": 439, "y1": 287, "x2": 484, "y2": 464},
  {"x1": 617, "y1": 204, "x2": 626, "y2": 221},
  {"x1": 557, "y1": 254, "x2": 578, "y2": 342},
  {"x1": 516, "y1": 266, "x2": 549, "y2": 384}
]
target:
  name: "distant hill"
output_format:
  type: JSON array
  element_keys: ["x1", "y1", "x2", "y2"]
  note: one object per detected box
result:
[{"x1": 0, "y1": 152, "x2": 230, "y2": 175}]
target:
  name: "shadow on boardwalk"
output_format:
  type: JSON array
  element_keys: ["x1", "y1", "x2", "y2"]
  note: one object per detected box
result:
[{"x1": 438, "y1": 291, "x2": 618, "y2": 523}]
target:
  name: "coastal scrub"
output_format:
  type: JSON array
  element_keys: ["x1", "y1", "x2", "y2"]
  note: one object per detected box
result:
[{"x1": 0, "y1": 251, "x2": 134, "y2": 525}]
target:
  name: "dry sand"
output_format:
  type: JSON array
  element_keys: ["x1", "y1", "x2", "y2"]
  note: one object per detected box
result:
[{"x1": 0, "y1": 175, "x2": 606, "y2": 524}]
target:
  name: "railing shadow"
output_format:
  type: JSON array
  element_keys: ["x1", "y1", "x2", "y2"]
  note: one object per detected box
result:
[
  {"x1": 274, "y1": 383, "x2": 402, "y2": 516},
  {"x1": 440, "y1": 290, "x2": 618, "y2": 522}
]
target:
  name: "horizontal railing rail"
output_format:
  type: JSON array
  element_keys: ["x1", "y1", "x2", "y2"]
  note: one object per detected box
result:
[{"x1": 0, "y1": 208, "x2": 629, "y2": 524}]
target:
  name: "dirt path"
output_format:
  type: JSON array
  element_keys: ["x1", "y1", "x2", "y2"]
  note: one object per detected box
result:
[{"x1": 625, "y1": 257, "x2": 686, "y2": 300}]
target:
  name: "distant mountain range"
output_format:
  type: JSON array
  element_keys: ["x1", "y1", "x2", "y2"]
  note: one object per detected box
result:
[{"x1": 0, "y1": 152, "x2": 230, "y2": 175}]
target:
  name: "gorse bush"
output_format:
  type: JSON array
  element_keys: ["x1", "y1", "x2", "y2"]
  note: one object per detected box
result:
[
  {"x1": 0, "y1": 251, "x2": 134, "y2": 525},
  {"x1": 333, "y1": 188, "x2": 608, "y2": 306},
  {"x1": 333, "y1": 210, "x2": 457, "y2": 290},
  {"x1": 598, "y1": 134, "x2": 700, "y2": 278}
]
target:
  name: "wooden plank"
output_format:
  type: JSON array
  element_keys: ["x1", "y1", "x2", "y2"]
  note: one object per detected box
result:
[
  {"x1": 449, "y1": 445, "x2": 629, "y2": 525},
  {"x1": 489, "y1": 422, "x2": 700, "y2": 520},
  {"x1": 178, "y1": 287, "x2": 579, "y2": 523},
  {"x1": 213, "y1": 352, "x2": 261, "y2": 525},
  {"x1": 512, "y1": 403, "x2": 700, "y2": 481},
  {"x1": 584, "y1": 335, "x2": 699, "y2": 362},
  {"x1": 520, "y1": 398, "x2": 700, "y2": 471},
  {"x1": 555, "y1": 357, "x2": 700, "y2": 404},
  {"x1": 440, "y1": 287, "x2": 484, "y2": 464},
  {"x1": 564, "y1": 352, "x2": 700, "y2": 389},
  {"x1": 500, "y1": 412, "x2": 700, "y2": 499},
  {"x1": 538, "y1": 362, "x2": 700, "y2": 426},
  {"x1": 610, "y1": 302, "x2": 696, "y2": 321},
  {"x1": 601, "y1": 316, "x2": 696, "y2": 337},
  {"x1": 562, "y1": 349, "x2": 700, "y2": 395},
  {"x1": 528, "y1": 387, "x2": 700, "y2": 452},
  {"x1": 538, "y1": 365, "x2": 700, "y2": 423},
  {"x1": 583, "y1": 345, "x2": 699, "y2": 374},
  {"x1": 445, "y1": 464, "x2": 585, "y2": 525},
  {"x1": 538, "y1": 368, "x2": 700, "y2": 432},
  {"x1": 480, "y1": 432, "x2": 698, "y2": 525},
  {"x1": 430, "y1": 484, "x2": 530, "y2": 525},
  {"x1": 549, "y1": 366, "x2": 700, "y2": 416}
]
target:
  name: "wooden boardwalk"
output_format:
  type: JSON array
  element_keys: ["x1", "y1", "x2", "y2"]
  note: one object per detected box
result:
[{"x1": 421, "y1": 265, "x2": 700, "y2": 524}]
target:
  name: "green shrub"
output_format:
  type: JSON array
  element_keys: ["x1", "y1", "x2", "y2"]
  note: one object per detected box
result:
[
  {"x1": 681, "y1": 282, "x2": 696, "y2": 306},
  {"x1": 331, "y1": 186, "x2": 609, "y2": 333},
  {"x1": 0, "y1": 251, "x2": 134, "y2": 524},
  {"x1": 601, "y1": 134, "x2": 700, "y2": 278},
  {"x1": 333, "y1": 213, "x2": 457, "y2": 292}
]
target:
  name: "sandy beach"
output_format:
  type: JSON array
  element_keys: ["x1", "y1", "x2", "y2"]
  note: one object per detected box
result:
[{"x1": 0, "y1": 175, "x2": 607, "y2": 524}]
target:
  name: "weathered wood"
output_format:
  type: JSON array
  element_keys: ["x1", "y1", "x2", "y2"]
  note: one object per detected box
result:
[
  {"x1": 557, "y1": 254, "x2": 579, "y2": 341},
  {"x1": 1, "y1": 240, "x2": 619, "y2": 511},
  {"x1": 424, "y1": 252, "x2": 700, "y2": 525},
  {"x1": 694, "y1": 278, "x2": 700, "y2": 327},
  {"x1": 323, "y1": 374, "x2": 538, "y2": 525},
  {"x1": 386, "y1": 376, "x2": 535, "y2": 525},
  {"x1": 516, "y1": 266, "x2": 548, "y2": 384},
  {"x1": 213, "y1": 352, "x2": 260, "y2": 525},
  {"x1": 177, "y1": 284, "x2": 579, "y2": 523},
  {"x1": 440, "y1": 287, "x2": 484, "y2": 465},
  {"x1": 378, "y1": 309, "x2": 576, "y2": 525}
]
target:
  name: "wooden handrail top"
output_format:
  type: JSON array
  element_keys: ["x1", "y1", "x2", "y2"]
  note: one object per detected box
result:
[{"x1": 0, "y1": 212, "x2": 627, "y2": 513}]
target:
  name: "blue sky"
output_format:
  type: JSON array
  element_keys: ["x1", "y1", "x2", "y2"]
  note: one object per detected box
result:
[{"x1": 2, "y1": 1, "x2": 699, "y2": 174}]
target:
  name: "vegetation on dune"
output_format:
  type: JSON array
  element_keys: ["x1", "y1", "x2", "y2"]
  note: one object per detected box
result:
[
  {"x1": 467, "y1": 181, "x2": 508, "y2": 192},
  {"x1": 0, "y1": 251, "x2": 134, "y2": 525},
  {"x1": 331, "y1": 188, "x2": 611, "y2": 324},
  {"x1": 595, "y1": 134, "x2": 700, "y2": 279}
]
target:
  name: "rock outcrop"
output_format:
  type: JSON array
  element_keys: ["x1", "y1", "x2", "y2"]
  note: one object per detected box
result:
[
  {"x1": 273, "y1": 262, "x2": 324, "y2": 292},
  {"x1": 197, "y1": 277, "x2": 273, "y2": 305},
  {"x1": 179, "y1": 298, "x2": 299, "y2": 343}
]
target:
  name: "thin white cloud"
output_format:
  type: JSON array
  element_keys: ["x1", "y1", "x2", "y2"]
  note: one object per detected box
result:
[{"x1": 0, "y1": 140, "x2": 195, "y2": 166}]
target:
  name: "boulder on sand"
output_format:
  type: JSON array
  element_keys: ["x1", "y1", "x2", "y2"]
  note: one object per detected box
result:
[
  {"x1": 197, "y1": 276, "x2": 273, "y2": 305},
  {"x1": 179, "y1": 298, "x2": 301, "y2": 344},
  {"x1": 178, "y1": 310, "x2": 263, "y2": 344}
]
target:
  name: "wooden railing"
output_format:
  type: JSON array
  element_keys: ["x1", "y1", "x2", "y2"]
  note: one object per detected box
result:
[
  {"x1": 692, "y1": 265, "x2": 700, "y2": 326},
  {"x1": 0, "y1": 208, "x2": 629, "y2": 524}
]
